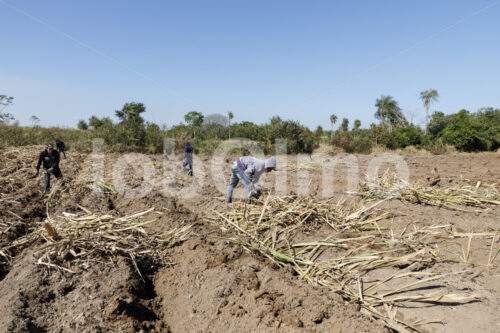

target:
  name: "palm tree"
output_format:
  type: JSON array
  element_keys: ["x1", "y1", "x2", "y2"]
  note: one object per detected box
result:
[
  {"x1": 375, "y1": 95, "x2": 404, "y2": 132},
  {"x1": 228, "y1": 111, "x2": 234, "y2": 139},
  {"x1": 115, "y1": 102, "x2": 146, "y2": 122},
  {"x1": 420, "y1": 89, "x2": 439, "y2": 132},
  {"x1": 341, "y1": 118, "x2": 349, "y2": 132},
  {"x1": 353, "y1": 119, "x2": 361, "y2": 130},
  {"x1": 329, "y1": 114, "x2": 337, "y2": 139}
]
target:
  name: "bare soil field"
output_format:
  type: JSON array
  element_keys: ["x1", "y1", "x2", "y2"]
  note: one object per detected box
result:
[{"x1": 0, "y1": 146, "x2": 499, "y2": 332}]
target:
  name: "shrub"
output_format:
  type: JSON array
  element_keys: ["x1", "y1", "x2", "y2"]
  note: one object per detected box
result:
[
  {"x1": 393, "y1": 125, "x2": 425, "y2": 148},
  {"x1": 77, "y1": 120, "x2": 88, "y2": 130},
  {"x1": 441, "y1": 110, "x2": 489, "y2": 151},
  {"x1": 377, "y1": 130, "x2": 398, "y2": 150},
  {"x1": 230, "y1": 121, "x2": 261, "y2": 141},
  {"x1": 476, "y1": 107, "x2": 500, "y2": 151},
  {"x1": 427, "y1": 111, "x2": 453, "y2": 138},
  {"x1": 331, "y1": 130, "x2": 372, "y2": 154},
  {"x1": 261, "y1": 118, "x2": 318, "y2": 154},
  {"x1": 145, "y1": 122, "x2": 164, "y2": 153}
]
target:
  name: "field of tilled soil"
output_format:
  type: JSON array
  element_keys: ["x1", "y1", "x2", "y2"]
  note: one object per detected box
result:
[{"x1": 0, "y1": 145, "x2": 499, "y2": 333}]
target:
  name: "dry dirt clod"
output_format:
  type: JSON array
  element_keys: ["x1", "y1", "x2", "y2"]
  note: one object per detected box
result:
[{"x1": 428, "y1": 167, "x2": 441, "y2": 187}]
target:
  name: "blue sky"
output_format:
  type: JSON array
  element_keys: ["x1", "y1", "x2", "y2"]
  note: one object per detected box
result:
[{"x1": 1, "y1": 0, "x2": 499, "y2": 129}]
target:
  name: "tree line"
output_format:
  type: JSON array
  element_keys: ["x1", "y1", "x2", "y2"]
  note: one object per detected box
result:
[{"x1": 1, "y1": 91, "x2": 499, "y2": 154}]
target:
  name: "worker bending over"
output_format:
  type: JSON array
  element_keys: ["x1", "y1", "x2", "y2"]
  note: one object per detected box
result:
[
  {"x1": 55, "y1": 139, "x2": 66, "y2": 159},
  {"x1": 226, "y1": 156, "x2": 276, "y2": 203}
]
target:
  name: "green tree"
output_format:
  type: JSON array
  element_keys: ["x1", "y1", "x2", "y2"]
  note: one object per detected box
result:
[
  {"x1": 228, "y1": 111, "x2": 234, "y2": 139},
  {"x1": 203, "y1": 113, "x2": 229, "y2": 139},
  {"x1": 115, "y1": 102, "x2": 146, "y2": 122},
  {"x1": 370, "y1": 123, "x2": 378, "y2": 145},
  {"x1": 329, "y1": 114, "x2": 337, "y2": 139},
  {"x1": 331, "y1": 128, "x2": 373, "y2": 153},
  {"x1": 184, "y1": 111, "x2": 204, "y2": 138},
  {"x1": 341, "y1": 118, "x2": 349, "y2": 132},
  {"x1": 77, "y1": 120, "x2": 88, "y2": 130},
  {"x1": 441, "y1": 108, "x2": 499, "y2": 151},
  {"x1": 420, "y1": 89, "x2": 439, "y2": 132},
  {"x1": 115, "y1": 102, "x2": 147, "y2": 146},
  {"x1": 441, "y1": 110, "x2": 483, "y2": 151},
  {"x1": 394, "y1": 125, "x2": 424, "y2": 148},
  {"x1": 314, "y1": 125, "x2": 324, "y2": 139},
  {"x1": 262, "y1": 118, "x2": 318, "y2": 154},
  {"x1": 29, "y1": 115, "x2": 40, "y2": 127},
  {"x1": 0, "y1": 95, "x2": 14, "y2": 124},
  {"x1": 0, "y1": 95, "x2": 13, "y2": 109},
  {"x1": 88, "y1": 116, "x2": 104, "y2": 129},
  {"x1": 353, "y1": 119, "x2": 361, "y2": 131},
  {"x1": 230, "y1": 121, "x2": 260, "y2": 140},
  {"x1": 269, "y1": 115, "x2": 282, "y2": 126},
  {"x1": 98, "y1": 117, "x2": 116, "y2": 145},
  {"x1": 477, "y1": 107, "x2": 500, "y2": 150},
  {"x1": 145, "y1": 122, "x2": 163, "y2": 153},
  {"x1": 427, "y1": 111, "x2": 451, "y2": 138},
  {"x1": 375, "y1": 95, "x2": 405, "y2": 132}
]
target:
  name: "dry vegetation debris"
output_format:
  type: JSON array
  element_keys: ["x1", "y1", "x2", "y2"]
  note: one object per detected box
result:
[
  {"x1": 207, "y1": 194, "x2": 493, "y2": 332},
  {"x1": 0, "y1": 207, "x2": 191, "y2": 275},
  {"x1": 360, "y1": 171, "x2": 500, "y2": 211}
]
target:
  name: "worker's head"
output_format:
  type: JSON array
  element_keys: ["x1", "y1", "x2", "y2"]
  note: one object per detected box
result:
[
  {"x1": 45, "y1": 143, "x2": 54, "y2": 152},
  {"x1": 265, "y1": 157, "x2": 277, "y2": 173}
]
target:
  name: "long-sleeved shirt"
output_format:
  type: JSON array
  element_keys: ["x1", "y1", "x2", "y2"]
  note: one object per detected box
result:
[
  {"x1": 36, "y1": 150, "x2": 60, "y2": 171},
  {"x1": 238, "y1": 156, "x2": 266, "y2": 183},
  {"x1": 184, "y1": 142, "x2": 193, "y2": 165},
  {"x1": 55, "y1": 139, "x2": 65, "y2": 151},
  {"x1": 184, "y1": 151, "x2": 193, "y2": 165}
]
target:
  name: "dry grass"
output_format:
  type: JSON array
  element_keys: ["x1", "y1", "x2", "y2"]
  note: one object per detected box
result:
[{"x1": 207, "y1": 195, "x2": 483, "y2": 332}]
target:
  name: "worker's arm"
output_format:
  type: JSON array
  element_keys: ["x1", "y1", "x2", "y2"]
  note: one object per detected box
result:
[
  {"x1": 244, "y1": 163, "x2": 256, "y2": 183},
  {"x1": 36, "y1": 152, "x2": 43, "y2": 172}
]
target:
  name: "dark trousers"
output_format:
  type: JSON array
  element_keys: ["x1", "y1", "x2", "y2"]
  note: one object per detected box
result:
[
  {"x1": 44, "y1": 167, "x2": 63, "y2": 192},
  {"x1": 58, "y1": 148, "x2": 66, "y2": 159}
]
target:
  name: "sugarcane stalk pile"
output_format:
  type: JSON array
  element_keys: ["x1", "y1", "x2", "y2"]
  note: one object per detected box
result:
[
  {"x1": 207, "y1": 195, "x2": 486, "y2": 333},
  {"x1": 360, "y1": 172, "x2": 500, "y2": 211},
  {"x1": 0, "y1": 207, "x2": 191, "y2": 274}
]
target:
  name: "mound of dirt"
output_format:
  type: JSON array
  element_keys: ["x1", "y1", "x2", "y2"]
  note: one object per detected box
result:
[
  {"x1": 154, "y1": 238, "x2": 385, "y2": 332},
  {"x1": 0, "y1": 251, "x2": 167, "y2": 332}
]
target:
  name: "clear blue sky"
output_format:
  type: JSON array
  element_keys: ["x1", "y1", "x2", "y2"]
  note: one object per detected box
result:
[{"x1": 1, "y1": 0, "x2": 499, "y2": 129}]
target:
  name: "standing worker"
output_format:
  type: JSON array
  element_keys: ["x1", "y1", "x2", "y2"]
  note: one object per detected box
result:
[
  {"x1": 183, "y1": 141, "x2": 193, "y2": 176},
  {"x1": 226, "y1": 156, "x2": 277, "y2": 203},
  {"x1": 55, "y1": 139, "x2": 66, "y2": 159},
  {"x1": 35, "y1": 143, "x2": 63, "y2": 193}
]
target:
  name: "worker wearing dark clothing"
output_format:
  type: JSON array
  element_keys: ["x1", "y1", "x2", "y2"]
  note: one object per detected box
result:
[
  {"x1": 183, "y1": 141, "x2": 193, "y2": 176},
  {"x1": 36, "y1": 143, "x2": 63, "y2": 193},
  {"x1": 55, "y1": 139, "x2": 66, "y2": 159}
]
